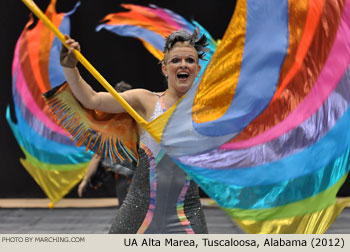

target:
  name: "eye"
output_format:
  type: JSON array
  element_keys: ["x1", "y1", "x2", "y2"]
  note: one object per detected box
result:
[
  {"x1": 186, "y1": 58, "x2": 195, "y2": 64},
  {"x1": 170, "y1": 58, "x2": 180, "y2": 64}
]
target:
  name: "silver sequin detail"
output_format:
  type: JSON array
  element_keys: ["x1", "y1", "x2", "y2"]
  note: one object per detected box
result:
[
  {"x1": 109, "y1": 100, "x2": 208, "y2": 234},
  {"x1": 140, "y1": 100, "x2": 163, "y2": 156}
]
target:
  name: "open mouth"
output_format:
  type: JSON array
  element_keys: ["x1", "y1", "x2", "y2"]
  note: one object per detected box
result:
[{"x1": 177, "y1": 72, "x2": 189, "y2": 80}]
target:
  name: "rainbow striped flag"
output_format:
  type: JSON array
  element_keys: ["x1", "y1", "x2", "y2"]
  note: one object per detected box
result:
[
  {"x1": 96, "y1": 3, "x2": 218, "y2": 77},
  {"x1": 17, "y1": 0, "x2": 350, "y2": 233},
  {"x1": 6, "y1": 0, "x2": 93, "y2": 206},
  {"x1": 97, "y1": 1, "x2": 350, "y2": 233}
]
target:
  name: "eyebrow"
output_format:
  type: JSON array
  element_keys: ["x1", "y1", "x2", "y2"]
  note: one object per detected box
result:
[{"x1": 169, "y1": 55, "x2": 196, "y2": 59}]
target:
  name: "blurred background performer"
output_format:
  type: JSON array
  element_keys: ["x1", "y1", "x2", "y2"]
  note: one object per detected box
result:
[{"x1": 77, "y1": 81, "x2": 134, "y2": 207}]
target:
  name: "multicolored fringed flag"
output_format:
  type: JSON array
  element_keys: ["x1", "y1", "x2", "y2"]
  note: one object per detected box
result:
[
  {"x1": 6, "y1": 0, "x2": 93, "y2": 206},
  {"x1": 97, "y1": 1, "x2": 350, "y2": 233}
]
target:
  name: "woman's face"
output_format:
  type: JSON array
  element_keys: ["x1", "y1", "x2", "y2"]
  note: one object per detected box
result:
[{"x1": 162, "y1": 44, "x2": 201, "y2": 95}]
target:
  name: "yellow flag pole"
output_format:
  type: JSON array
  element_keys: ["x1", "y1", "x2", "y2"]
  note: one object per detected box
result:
[{"x1": 21, "y1": 0, "x2": 150, "y2": 130}]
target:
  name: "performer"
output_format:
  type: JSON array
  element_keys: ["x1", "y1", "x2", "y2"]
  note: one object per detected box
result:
[
  {"x1": 77, "y1": 155, "x2": 134, "y2": 206},
  {"x1": 60, "y1": 29, "x2": 209, "y2": 233}
]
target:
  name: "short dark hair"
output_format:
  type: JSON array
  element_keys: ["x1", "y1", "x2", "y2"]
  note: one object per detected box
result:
[
  {"x1": 163, "y1": 27, "x2": 209, "y2": 61},
  {"x1": 114, "y1": 81, "x2": 132, "y2": 92}
]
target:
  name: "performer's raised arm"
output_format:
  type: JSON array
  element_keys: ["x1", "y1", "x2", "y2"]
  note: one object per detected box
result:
[{"x1": 60, "y1": 34, "x2": 143, "y2": 114}]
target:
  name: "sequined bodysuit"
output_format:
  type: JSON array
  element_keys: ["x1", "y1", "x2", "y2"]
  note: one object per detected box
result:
[{"x1": 109, "y1": 97, "x2": 208, "y2": 234}]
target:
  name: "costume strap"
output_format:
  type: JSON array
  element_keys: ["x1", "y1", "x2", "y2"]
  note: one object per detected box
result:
[
  {"x1": 159, "y1": 97, "x2": 167, "y2": 112},
  {"x1": 154, "y1": 91, "x2": 167, "y2": 112}
]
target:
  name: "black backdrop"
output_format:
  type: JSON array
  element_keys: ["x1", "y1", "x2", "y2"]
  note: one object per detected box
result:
[{"x1": 0, "y1": 0, "x2": 348, "y2": 198}]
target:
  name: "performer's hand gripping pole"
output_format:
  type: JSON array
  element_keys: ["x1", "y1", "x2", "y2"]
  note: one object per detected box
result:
[{"x1": 21, "y1": 0, "x2": 151, "y2": 131}]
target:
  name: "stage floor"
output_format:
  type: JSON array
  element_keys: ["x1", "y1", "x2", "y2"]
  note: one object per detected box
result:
[{"x1": 0, "y1": 198, "x2": 349, "y2": 234}]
